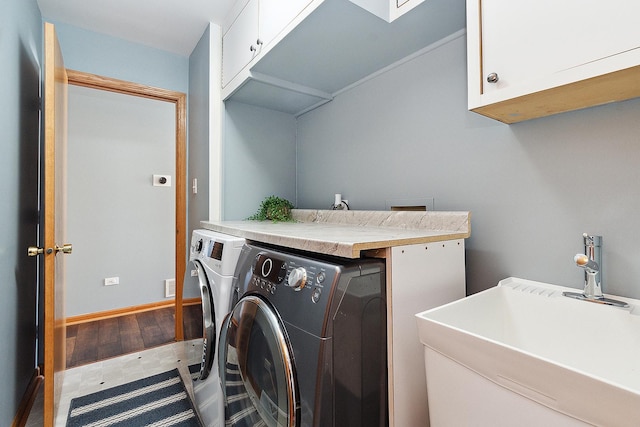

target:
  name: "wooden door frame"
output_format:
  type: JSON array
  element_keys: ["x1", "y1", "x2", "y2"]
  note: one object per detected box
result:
[
  {"x1": 66, "y1": 70, "x2": 187, "y2": 340},
  {"x1": 43, "y1": 22, "x2": 68, "y2": 427}
]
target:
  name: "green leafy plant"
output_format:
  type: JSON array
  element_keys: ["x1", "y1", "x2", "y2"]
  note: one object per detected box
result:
[{"x1": 248, "y1": 195, "x2": 295, "y2": 222}]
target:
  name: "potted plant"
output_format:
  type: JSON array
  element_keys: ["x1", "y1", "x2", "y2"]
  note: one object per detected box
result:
[{"x1": 248, "y1": 195, "x2": 295, "y2": 222}]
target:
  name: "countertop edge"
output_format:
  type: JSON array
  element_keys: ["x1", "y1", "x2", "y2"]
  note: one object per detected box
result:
[{"x1": 200, "y1": 210, "x2": 470, "y2": 258}]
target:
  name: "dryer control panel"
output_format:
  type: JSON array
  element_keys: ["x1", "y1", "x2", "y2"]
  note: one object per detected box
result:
[
  {"x1": 237, "y1": 243, "x2": 385, "y2": 338},
  {"x1": 250, "y1": 251, "x2": 339, "y2": 305}
]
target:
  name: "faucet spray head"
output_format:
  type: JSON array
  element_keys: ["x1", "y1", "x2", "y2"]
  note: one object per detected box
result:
[{"x1": 574, "y1": 254, "x2": 599, "y2": 274}]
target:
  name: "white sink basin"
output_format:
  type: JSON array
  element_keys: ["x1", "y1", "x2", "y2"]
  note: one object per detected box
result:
[{"x1": 415, "y1": 277, "x2": 640, "y2": 427}]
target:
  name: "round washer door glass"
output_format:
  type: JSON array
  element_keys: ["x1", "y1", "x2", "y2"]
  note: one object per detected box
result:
[
  {"x1": 194, "y1": 261, "x2": 215, "y2": 380},
  {"x1": 219, "y1": 295, "x2": 298, "y2": 427}
]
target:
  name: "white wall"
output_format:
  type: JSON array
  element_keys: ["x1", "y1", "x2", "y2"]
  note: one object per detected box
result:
[
  {"x1": 66, "y1": 85, "x2": 176, "y2": 316},
  {"x1": 296, "y1": 34, "x2": 640, "y2": 299}
]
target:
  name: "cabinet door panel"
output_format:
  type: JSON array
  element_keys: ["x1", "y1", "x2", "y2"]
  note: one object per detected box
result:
[
  {"x1": 223, "y1": 0, "x2": 260, "y2": 87},
  {"x1": 259, "y1": 0, "x2": 312, "y2": 47},
  {"x1": 481, "y1": 0, "x2": 640, "y2": 95}
]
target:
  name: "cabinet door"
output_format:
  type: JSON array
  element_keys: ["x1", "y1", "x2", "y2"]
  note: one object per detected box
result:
[
  {"x1": 222, "y1": 0, "x2": 260, "y2": 87},
  {"x1": 481, "y1": 0, "x2": 640, "y2": 96},
  {"x1": 259, "y1": 0, "x2": 312, "y2": 47}
]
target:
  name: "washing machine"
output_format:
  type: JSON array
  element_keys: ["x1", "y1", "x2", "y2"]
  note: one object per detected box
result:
[
  {"x1": 218, "y1": 242, "x2": 388, "y2": 427},
  {"x1": 189, "y1": 229, "x2": 245, "y2": 427}
]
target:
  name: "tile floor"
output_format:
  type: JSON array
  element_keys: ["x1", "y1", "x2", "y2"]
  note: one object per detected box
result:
[{"x1": 27, "y1": 339, "x2": 203, "y2": 427}]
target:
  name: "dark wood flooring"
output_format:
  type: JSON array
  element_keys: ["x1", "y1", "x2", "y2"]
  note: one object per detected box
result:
[{"x1": 66, "y1": 304, "x2": 203, "y2": 368}]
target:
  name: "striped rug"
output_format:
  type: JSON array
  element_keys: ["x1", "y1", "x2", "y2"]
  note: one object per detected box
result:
[{"x1": 66, "y1": 369, "x2": 202, "y2": 427}]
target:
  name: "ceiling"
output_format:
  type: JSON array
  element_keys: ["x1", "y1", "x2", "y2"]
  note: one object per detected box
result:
[{"x1": 37, "y1": 0, "x2": 237, "y2": 57}]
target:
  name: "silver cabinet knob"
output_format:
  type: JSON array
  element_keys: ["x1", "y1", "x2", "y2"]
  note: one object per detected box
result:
[
  {"x1": 486, "y1": 72, "x2": 499, "y2": 83},
  {"x1": 250, "y1": 39, "x2": 263, "y2": 52}
]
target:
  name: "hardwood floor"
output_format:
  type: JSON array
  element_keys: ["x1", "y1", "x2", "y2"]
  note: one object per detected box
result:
[{"x1": 66, "y1": 304, "x2": 203, "y2": 368}]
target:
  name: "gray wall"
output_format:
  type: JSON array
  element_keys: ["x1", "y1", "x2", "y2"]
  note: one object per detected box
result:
[
  {"x1": 185, "y1": 24, "x2": 214, "y2": 298},
  {"x1": 223, "y1": 101, "x2": 297, "y2": 220},
  {"x1": 66, "y1": 85, "x2": 176, "y2": 316},
  {"x1": 296, "y1": 34, "x2": 640, "y2": 299},
  {"x1": 38, "y1": 21, "x2": 193, "y2": 313},
  {"x1": 188, "y1": 25, "x2": 212, "y2": 235},
  {"x1": 49, "y1": 20, "x2": 189, "y2": 93},
  {"x1": 0, "y1": 0, "x2": 42, "y2": 422}
]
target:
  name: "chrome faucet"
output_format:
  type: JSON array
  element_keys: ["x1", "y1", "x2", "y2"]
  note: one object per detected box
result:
[
  {"x1": 563, "y1": 234, "x2": 629, "y2": 308},
  {"x1": 582, "y1": 233, "x2": 602, "y2": 292},
  {"x1": 574, "y1": 253, "x2": 602, "y2": 299}
]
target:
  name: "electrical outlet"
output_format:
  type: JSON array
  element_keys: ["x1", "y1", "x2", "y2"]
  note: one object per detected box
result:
[
  {"x1": 191, "y1": 269, "x2": 198, "y2": 277},
  {"x1": 104, "y1": 277, "x2": 119, "y2": 286}
]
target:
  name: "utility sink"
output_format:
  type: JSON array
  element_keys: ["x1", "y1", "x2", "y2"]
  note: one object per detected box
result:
[{"x1": 415, "y1": 277, "x2": 640, "y2": 427}]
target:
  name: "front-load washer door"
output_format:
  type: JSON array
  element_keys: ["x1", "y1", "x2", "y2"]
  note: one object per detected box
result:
[
  {"x1": 194, "y1": 260, "x2": 216, "y2": 380},
  {"x1": 219, "y1": 295, "x2": 299, "y2": 427}
]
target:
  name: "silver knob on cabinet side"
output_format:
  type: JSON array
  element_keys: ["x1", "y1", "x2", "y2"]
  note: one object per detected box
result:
[
  {"x1": 486, "y1": 72, "x2": 499, "y2": 83},
  {"x1": 250, "y1": 39, "x2": 263, "y2": 52}
]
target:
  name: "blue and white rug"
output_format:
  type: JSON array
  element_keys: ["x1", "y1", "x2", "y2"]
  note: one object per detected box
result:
[{"x1": 66, "y1": 368, "x2": 202, "y2": 427}]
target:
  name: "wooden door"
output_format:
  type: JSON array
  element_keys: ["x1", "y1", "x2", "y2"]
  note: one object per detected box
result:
[{"x1": 43, "y1": 22, "x2": 70, "y2": 427}]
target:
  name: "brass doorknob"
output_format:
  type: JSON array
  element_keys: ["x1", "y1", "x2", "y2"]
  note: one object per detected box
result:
[
  {"x1": 28, "y1": 246, "x2": 44, "y2": 257},
  {"x1": 55, "y1": 244, "x2": 73, "y2": 254}
]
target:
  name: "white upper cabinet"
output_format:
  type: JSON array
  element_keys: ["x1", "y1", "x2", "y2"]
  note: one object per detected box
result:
[
  {"x1": 260, "y1": 0, "x2": 313, "y2": 46},
  {"x1": 222, "y1": 0, "x2": 313, "y2": 88},
  {"x1": 222, "y1": 0, "x2": 260, "y2": 88},
  {"x1": 467, "y1": 0, "x2": 640, "y2": 123},
  {"x1": 348, "y1": 0, "x2": 424, "y2": 22}
]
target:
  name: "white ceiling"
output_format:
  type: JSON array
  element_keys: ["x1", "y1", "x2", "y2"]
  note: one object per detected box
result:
[{"x1": 37, "y1": 0, "x2": 237, "y2": 57}]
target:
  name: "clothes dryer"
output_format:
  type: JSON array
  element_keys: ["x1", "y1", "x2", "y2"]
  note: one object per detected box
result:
[
  {"x1": 218, "y1": 243, "x2": 387, "y2": 427},
  {"x1": 189, "y1": 229, "x2": 245, "y2": 427}
]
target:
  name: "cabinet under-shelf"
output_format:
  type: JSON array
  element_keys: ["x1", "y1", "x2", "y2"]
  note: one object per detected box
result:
[{"x1": 222, "y1": 0, "x2": 465, "y2": 116}]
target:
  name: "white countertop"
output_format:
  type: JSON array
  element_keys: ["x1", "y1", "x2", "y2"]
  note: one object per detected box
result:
[{"x1": 201, "y1": 209, "x2": 470, "y2": 258}]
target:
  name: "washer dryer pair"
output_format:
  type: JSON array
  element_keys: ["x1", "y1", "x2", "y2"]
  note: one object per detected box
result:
[
  {"x1": 218, "y1": 242, "x2": 388, "y2": 427},
  {"x1": 189, "y1": 229, "x2": 245, "y2": 427}
]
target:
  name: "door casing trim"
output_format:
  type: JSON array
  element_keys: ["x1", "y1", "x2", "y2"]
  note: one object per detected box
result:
[{"x1": 66, "y1": 69, "x2": 187, "y2": 340}]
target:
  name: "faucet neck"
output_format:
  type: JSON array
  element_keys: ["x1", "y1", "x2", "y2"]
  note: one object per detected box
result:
[
  {"x1": 583, "y1": 270, "x2": 603, "y2": 299},
  {"x1": 583, "y1": 233, "x2": 603, "y2": 292}
]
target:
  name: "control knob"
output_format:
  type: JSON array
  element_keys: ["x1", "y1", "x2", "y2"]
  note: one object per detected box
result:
[{"x1": 286, "y1": 267, "x2": 307, "y2": 291}]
